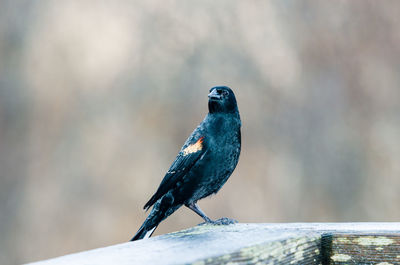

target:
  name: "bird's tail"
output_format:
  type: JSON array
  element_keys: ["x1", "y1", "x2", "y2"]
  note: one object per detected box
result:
[
  {"x1": 130, "y1": 193, "x2": 180, "y2": 241},
  {"x1": 131, "y1": 224, "x2": 158, "y2": 241}
]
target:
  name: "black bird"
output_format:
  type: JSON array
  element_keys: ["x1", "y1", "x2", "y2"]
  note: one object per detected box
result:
[{"x1": 131, "y1": 86, "x2": 241, "y2": 241}]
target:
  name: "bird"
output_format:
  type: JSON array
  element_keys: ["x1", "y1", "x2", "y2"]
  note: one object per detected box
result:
[{"x1": 131, "y1": 86, "x2": 241, "y2": 241}]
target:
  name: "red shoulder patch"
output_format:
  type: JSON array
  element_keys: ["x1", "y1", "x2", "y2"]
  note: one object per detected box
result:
[{"x1": 182, "y1": 137, "x2": 204, "y2": 156}]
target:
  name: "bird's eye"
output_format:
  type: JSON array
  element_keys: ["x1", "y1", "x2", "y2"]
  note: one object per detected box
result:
[{"x1": 222, "y1": 90, "x2": 229, "y2": 96}]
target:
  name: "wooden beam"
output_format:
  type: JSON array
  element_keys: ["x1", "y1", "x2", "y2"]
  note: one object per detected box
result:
[
  {"x1": 322, "y1": 233, "x2": 400, "y2": 264},
  {"x1": 27, "y1": 223, "x2": 400, "y2": 265}
]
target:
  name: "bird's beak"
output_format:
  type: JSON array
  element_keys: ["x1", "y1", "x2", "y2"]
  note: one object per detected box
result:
[{"x1": 208, "y1": 89, "x2": 221, "y2": 100}]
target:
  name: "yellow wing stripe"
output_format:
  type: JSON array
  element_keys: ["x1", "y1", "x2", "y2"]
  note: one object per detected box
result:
[{"x1": 182, "y1": 137, "x2": 204, "y2": 156}]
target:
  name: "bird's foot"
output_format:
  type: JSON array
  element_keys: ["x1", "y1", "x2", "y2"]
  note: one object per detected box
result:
[
  {"x1": 212, "y1": 217, "x2": 238, "y2": 225},
  {"x1": 198, "y1": 217, "x2": 238, "y2": 226}
]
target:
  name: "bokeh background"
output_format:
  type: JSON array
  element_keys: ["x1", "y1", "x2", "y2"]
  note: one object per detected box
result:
[{"x1": 1, "y1": 0, "x2": 400, "y2": 263}]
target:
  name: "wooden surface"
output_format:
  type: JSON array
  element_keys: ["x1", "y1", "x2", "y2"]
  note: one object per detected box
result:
[
  {"x1": 322, "y1": 233, "x2": 400, "y2": 264},
  {"x1": 28, "y1": 223, "x2": 400, "y2": 265}
]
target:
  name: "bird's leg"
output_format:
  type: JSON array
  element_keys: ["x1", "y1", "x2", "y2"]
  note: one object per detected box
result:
[
  {"x1": 187, "y1": 203, "x2": 238, "y2": 225},
  {"x1": 186, "y1": 203, "x2": 213, "y2": 223}
]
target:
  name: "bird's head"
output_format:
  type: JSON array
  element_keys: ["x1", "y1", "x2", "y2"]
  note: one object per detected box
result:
[{"x1": 208, "y1": 86, "x2": 238, "y2": 114}]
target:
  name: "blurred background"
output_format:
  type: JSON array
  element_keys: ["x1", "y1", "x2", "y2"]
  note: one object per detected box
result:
[{"x1": 1, "y1": 0, "x2": 400, "y2": 263}]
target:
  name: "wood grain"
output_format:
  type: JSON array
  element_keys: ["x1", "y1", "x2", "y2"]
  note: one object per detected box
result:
[{"x1": 27, "y1": 223, "x2": 400, "y2": 265}]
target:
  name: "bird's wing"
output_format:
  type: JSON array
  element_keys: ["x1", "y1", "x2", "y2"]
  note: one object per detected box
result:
[{"x1": 143, "y1": 135, "x2": 207, "y2": 210}]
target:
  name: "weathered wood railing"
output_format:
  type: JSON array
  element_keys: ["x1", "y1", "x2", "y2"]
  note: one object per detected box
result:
[{"x1": 28, "y1": 223, "x2": 400, "y2": 264}]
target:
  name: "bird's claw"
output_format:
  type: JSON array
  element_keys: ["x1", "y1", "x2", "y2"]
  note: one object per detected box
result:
[
  {"x1": 212, "y1": 217, "x2": 238, "y2": 225},
  {"x1": 198, "y1": 217, "x2": 238, "y2": 226}
]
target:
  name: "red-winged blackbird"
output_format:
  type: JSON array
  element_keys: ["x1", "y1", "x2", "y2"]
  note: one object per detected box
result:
[{"x1": 131, "y1": 86, "x2": 241, "y2": 241}]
